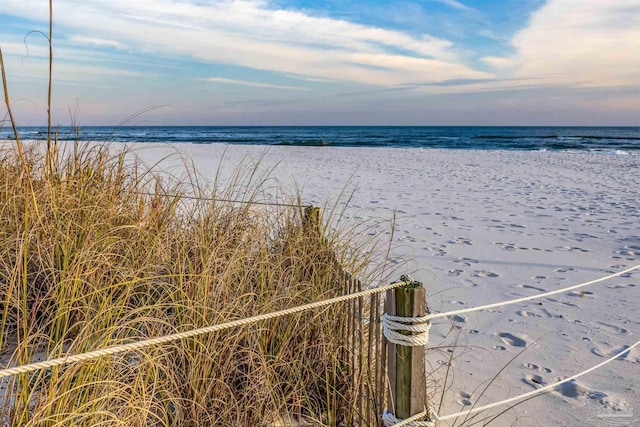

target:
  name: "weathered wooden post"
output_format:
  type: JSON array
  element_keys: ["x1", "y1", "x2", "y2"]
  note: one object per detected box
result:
[
  {"x1": 303, "y1": 205, "x2": 322, "y2": 236},
  {"x1": 385, "y1": 278, "x2": 428, "y2": 424}
]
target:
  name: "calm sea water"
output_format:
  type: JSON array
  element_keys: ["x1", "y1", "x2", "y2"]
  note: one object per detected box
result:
[{"x1": 5, "y1": 126, "x2": 640, "y2": 153}]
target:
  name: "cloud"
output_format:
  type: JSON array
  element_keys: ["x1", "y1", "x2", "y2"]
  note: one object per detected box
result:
[
  {"x1": 69, "y1": 36, "x2": 125, "y2": 50},
  {"x1": 0, "y1": 40, "x2": 154, "y2": 81},
  {"x1": 481, "y1": 0, "x2": 640, "y2": 88},
  {"x1": 433, "y1": 0, "x2": 474, "y2": 12},
  {"x1": 205, "y1": 77, "x2": 309, "y2": 91},
  {"x1": 480, "y1": 56, "x2": 516, "y2": 69},
  {"x1": 404, "y1": 77, "x2": 533, "y2": 87},
  {"x1": 0, "y1": 0, "x2": 492, "y2": 87}
]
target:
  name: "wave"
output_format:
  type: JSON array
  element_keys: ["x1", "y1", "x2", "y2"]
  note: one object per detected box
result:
[
  {"x1": 274, "y1": 140, "x2": 333, "y2": 147},
  {"x1": 472, "y1": 135, "x2": 559, "y2": 140},
  {"x1": 473, "y1": 135, "x2": 640, "y2": 141}
]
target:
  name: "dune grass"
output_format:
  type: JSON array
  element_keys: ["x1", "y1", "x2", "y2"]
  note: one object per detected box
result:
[{"x1": 0, "y1": 137, "x2": 388, "y2": 426}]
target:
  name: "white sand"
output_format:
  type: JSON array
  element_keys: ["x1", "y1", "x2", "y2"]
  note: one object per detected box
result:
[{"x1": 131, "y1": 143, "x2": 639, "y2": 426}]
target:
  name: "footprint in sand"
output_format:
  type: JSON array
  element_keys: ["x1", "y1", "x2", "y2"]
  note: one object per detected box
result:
[
  {"x1": 567, "y1": 291, "x2": 595, "y2": 298},
  {"x1": 520, "y1": 284, "x2": 547, "y2": 292},
  {"x1": 448, "y1": 314, "x2": 467, "y2": 323},
  {"x1": 595, "y1": 322, "x2": 629, "y2": 335},
  {"x1": 523, "y1": 374, "x2": 547, "y2": 388},
  {"x1": 587, "y1": 392, "x2": 632, "y2": 414},
  {"x1": 558, "y1": 246, "x2": 590, "y2": 253},
  {"x1": 449, "y1": 237, "x2": 473, "y2": 245},
  {"x1": 553, "y1": 380, "x2": 590, "y2": 399},
  {"x1": 497, "y1": 332, "x2": 527, "y2": 347},
  {"x1": 608, "y1": 264, "x2": 627, "y2": 269},
  {"x1": 461, "y1": 279, "x2": 478, "y2": 288},
  {"x1": 453, "y1": 257, "x2": 478, "y2": 267},
  {"x1": 606, "y1": 283, "x2": 637, "y2": 289},
  {"x1": 447, "y1": 269, "x2": 464, "y2": 277},
  {"x1": 515, "y1": 309, "x2": 553, "y2": 318},
  {"x1": 592, "y1": 343, "x2": 638, "y2": 362},
  {"x1": 614, "y1": 245, "x2": 640, "y2": 257},
  {"x1": 523, "y1": 363, "x2": 553, "y2": 373},
  {"x1": 473, "y1": 270, "x2": 500, "y2": 278},
  {"x1": 455, "y1": 391, "x2": 473, "y2": 406},
  {"x1": 424, "y1": 244, "x2": 447, "y2": 256},
  {"x1": 516, "y1": 310, "x2": 539, "y2": 318}
]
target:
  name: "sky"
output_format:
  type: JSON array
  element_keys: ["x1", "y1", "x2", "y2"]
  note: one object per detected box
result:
[{"x1": 0, "y1": 0, "x2": 639, "y2": 126}]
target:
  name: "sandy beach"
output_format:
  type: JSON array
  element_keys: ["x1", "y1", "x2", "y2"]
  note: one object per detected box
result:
[{"x1": 130, "y1": 143, "x2": 639, "y2": 426}]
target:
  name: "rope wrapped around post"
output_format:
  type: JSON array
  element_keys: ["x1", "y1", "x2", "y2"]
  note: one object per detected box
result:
[
  {"x1": 382, "y1": 313, "x2": 431, "y2": 347},
  {"x1": 382, "y1": 275, "x2": 433, "y2": 427}
]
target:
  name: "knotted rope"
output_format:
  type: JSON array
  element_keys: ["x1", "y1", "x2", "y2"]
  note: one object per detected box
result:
[{"x1": 382, "y1": 313, "x2": 431, "y2": 347}]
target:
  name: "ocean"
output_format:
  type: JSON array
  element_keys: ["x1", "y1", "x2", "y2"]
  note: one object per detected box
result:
[{"x1": 5, "y1": 126, "x2": 640, "y2": 153}]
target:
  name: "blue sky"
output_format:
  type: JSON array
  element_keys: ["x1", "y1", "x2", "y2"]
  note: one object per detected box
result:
[{"x1": 0, "y1": 0, "x2": 638, "y2": 126}]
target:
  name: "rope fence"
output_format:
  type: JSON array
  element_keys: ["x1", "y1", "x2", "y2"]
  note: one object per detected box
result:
[
  {"x1": 377, "y1": 264, "x2": 640, "y2": 349},
  {"x1": 0, "y1": 261, "x2": 637, "y2": 425},
  {"x1": 0, "y1": 277, "x2": 412, "y2": 380},
  {"x1": 134, "y1": 190, "x2": 312, "y2": 209},
  {"x1": 424, "y1": 263, "x2": 640, "y2": 322}
]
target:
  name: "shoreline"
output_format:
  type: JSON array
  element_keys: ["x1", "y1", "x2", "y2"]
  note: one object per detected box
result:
[{"x1": 7, "y1": 138, "x2": 640, "y2": 156}]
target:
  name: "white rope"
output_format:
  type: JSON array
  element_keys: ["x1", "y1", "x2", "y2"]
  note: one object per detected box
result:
[
  {"x1": 0, "y1": 278, "x2": 413, "y2": 379},
  {"x1": 382, "y1": 409, "x2": 434, "y2": 427},
  {"x1": 1, "y1": 264, "x2": 635, "y2": 415},
  {"x1": 383, "y1": 339, "x2": 640, "y2": 425},
  {"x1": 382, "y1": 313, "x2": 431, "y2": 347},
  {"x1": 425, "y1": 264, "x2": 640, "y2": 321},
  {"x1": 433, "y1": 338, "x2": 640, "y2": 422}
]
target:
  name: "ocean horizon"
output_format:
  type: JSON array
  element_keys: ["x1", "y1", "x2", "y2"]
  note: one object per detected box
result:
[{"x1": 4, "y1": 126, "x2": 640, "y2": 153}]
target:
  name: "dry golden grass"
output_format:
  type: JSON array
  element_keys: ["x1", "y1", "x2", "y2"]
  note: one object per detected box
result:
[{"x1": 0, "y1": 139, "x2": 387, "y2": 426}]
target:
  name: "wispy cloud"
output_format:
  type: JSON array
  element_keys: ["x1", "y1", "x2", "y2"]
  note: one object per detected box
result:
[
  {"x1": 205, "y1": 77, "x2": 309, "y2": 91},
  {"x1": 1, "y1": 41, "x2": 153, "y2": 81},
  {"x1": 0, "y1": 0, "x2": 492, "y2": 86},
  {"x1": 403, "y1": 77, "x2": 534, "y2": 87},
  {"x1": 480, "y1": 56, "x2": 516, "y2": 68},
  {"x1": 433, "y1": 0, "x2": 475, "y2": 12},
  {"x1": 69, "y1": 36, "x2": 125, "y2": 50}
]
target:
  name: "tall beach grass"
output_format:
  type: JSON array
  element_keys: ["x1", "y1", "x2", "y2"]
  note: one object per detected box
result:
[{"x1": 0, "y1": 137, "x2": 390, "y2": 425}]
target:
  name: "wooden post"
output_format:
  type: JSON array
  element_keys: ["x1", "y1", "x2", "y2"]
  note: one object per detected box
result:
[
  {"x1": 303, "y1": 206, "x2": 321, "y2": 234},
  {"x1": 387, "y1": 281, "x2": 426, "y2": 421}
]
